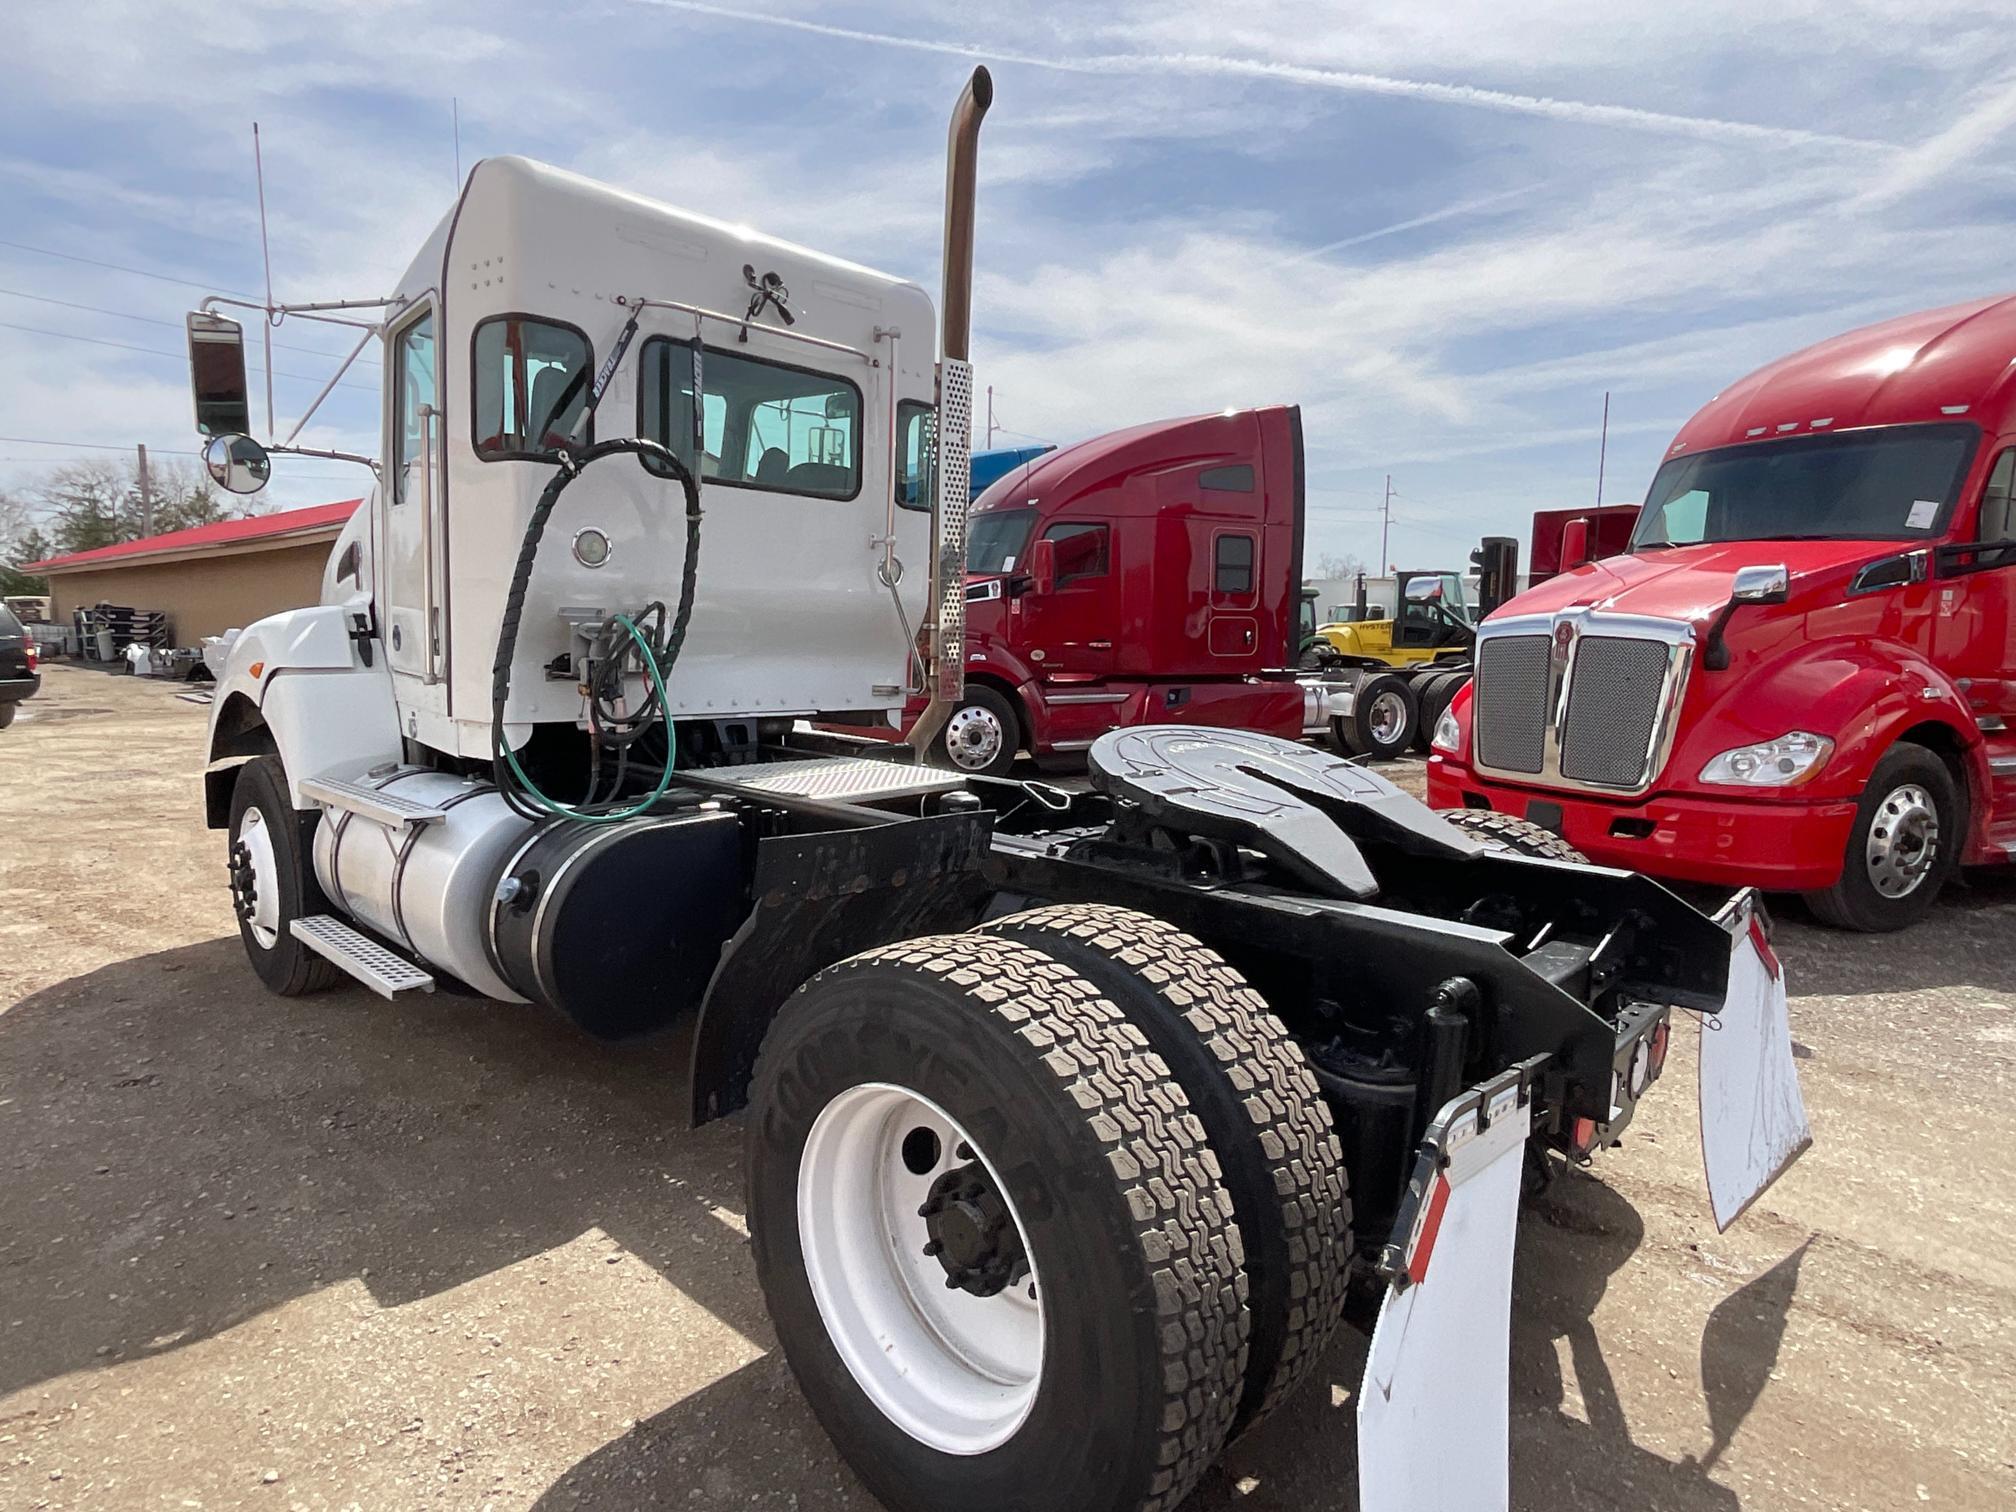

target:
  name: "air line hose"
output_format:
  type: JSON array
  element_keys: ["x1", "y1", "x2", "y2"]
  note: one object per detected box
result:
[{"x1": 488, "y1": 437, "x2": 703, "y2": 823}]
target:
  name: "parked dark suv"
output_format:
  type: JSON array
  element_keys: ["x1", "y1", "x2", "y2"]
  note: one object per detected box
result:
[{"x1": 0, "y1": 605, "x2": 40, "y2": 729}]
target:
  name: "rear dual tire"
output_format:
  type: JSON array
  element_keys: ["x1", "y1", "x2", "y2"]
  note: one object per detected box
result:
[
  {"x1": 1330, "y1": 672, "x2": 1416, "y2": 762},
  {"x1": 748, "y1": 915, "x2": 1350, "y2": 1512}
]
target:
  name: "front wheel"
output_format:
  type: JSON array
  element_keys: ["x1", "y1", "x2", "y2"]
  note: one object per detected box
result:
[
  {"x1": 929, "y1": 684, "x2": 1021, "y2": 777},
  {"x1": 748, "y1": 934, "x2": 1246, "y2": 1512},
  {"x1": 227, "y1": 755, "x2": 342, "y2": 995},
  {"x1": 1805, "y1": 744, "x2": 1960, "y2": 932}
]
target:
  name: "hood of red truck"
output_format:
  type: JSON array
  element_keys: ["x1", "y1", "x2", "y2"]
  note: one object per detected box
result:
[{"x1": 1500, "y1": 539, "x2": 1890, "y2": 625}]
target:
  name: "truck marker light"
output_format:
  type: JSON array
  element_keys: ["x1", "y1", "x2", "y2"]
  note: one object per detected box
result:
[{"x1": 1648, "y1": 1017, "x2": 1672, "y2": 1078}]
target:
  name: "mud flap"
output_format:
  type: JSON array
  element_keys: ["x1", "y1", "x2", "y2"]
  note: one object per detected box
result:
[
  {"x1": 1357, "y1": 1062, "x2": 1538, "y2": 1512},
  {"x1": 1700, "y1": 889, "x2": 1812, "y2": 1231}
]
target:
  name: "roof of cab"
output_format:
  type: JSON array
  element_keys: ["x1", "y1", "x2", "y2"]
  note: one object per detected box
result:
[
  {"x1": 400, "y1": 155, "x2": 933, "y2": 313},
  {"x1": 1668, "y1": 294, "x2": 2016, "y2": 458},
  {"x1": 970, "y1": 407, "x2": 1290, "y2": 513}
]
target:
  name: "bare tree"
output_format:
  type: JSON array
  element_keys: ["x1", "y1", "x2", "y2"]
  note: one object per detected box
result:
[{"x1": 1311, "y1": 550, "x2": 1365, "y2": 581}]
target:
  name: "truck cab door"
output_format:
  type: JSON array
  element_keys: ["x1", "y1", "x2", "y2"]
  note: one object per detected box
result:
[
  {"x1": 1939, "y1": 443, "x2": 2016, "y2": 828},
  {"x1": 380, "y1": 301, "x2": 442, "y2": 690},
  {"x1": 1019, "y1": 520, "x2": 1114, "y2": 677}
]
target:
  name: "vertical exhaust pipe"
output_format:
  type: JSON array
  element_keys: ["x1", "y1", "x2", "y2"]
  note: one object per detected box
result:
[{"x1": 908, "y1": 66, "x2": 992, "y2": 757}]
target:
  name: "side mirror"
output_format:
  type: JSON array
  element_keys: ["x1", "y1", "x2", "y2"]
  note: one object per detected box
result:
[
  {"x1": 204, "y1": 433, "x2": 272, "y2": 496},
  {"x1": 186, "y1": 312, "x2": 252, "y2": 438},
  {"x1": 1561, "y1": 517, "x2": 1591, "y2": 570},
  {"x1": 1029, "y1": 536, "x2": 1057, "y2": 596},
  {"x1": 1731, "y1": 563, "x2": 1790, "y2": 603}
]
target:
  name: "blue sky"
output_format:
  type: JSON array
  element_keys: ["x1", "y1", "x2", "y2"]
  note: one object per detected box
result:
[{"x1": 4, "y1": 0, "x2": 2016, "y2": 570}]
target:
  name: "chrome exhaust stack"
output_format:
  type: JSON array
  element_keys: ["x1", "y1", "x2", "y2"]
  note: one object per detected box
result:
[{"x1": 908, "y1": 65, "x2": 992, "y2": 756}]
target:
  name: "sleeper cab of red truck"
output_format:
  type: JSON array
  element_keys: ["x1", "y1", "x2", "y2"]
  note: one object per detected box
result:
[
  {"x1": 921, "y1": 406, "x2": 1308, "y2": 774},
  {"x1": 1428, "y1": 294, "x2": 2016, "y2": 926}
]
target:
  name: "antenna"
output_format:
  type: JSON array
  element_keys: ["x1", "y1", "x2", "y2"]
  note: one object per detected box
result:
[
  {"x1": 252, "y1": 122, "x2": 276, "y2": 440},
  {"x1": 1596, "y1": 390, "x2": 1610, "y2": 504},
  {"x1": 453, "y1": 97, "x2": 463, "y2": 187}
]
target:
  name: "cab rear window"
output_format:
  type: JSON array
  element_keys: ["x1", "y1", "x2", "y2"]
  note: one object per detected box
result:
[{"x1": 638, "y1": 339, "x2": 861, "y2": 500}]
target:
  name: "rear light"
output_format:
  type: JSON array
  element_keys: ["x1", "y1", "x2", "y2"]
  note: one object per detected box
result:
[
  {"x1": 1647, "y1": 1018, "x2": 1672, "y2": 1079},
  {"x1": 1567, "y1": 1116, "x2": 1600, "y2": 1159},
  {"x1": 25, "y1": 640, "x2": 37, "y2": 670}
]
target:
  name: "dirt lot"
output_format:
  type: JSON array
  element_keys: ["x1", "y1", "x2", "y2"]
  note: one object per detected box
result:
[{"x1": 2, "y1": 662, "x2": 2013, "y2": 1510}]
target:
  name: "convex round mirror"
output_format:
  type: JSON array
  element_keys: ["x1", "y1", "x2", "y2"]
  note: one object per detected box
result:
[{"x1": 203, "y1": 433, "x2": 272, "y2": 495}]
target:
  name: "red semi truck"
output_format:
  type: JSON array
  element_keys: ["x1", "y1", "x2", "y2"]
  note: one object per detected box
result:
[
  {"x1": 1429, "y1": 294, "x2": 2016, "y2": 930},
  {"x1": 925, "y1": 405, "x2": 1312, "y2": 773}
]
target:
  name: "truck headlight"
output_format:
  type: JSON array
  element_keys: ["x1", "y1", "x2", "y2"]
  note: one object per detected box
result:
[
  {"x1": 1699, "y1": 732, "x2": 1833, "y2": 786},
  {"x1": 1431, "y1": 705, "x2": 1462, "y2": 754}
]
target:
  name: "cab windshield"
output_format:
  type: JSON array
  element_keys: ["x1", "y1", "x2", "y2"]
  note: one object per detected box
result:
[
  {"x1": 1631, "y1": 422, "x2": 1979, "y2": 550},
  {"x1": 967, "y1": 507, "x2": 1036, "y2": 575}
]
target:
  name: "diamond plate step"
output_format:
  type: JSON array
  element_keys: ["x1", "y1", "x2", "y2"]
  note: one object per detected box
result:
[
  {"x1": 299, "y1": 772, "x2": 447, "y2": 829},
  {"x1": 291, "y1": 915, "x2": 436, "y2": 998},
  {"x1": 685, "y1": 755, "x2": 965, "y2": 803}
]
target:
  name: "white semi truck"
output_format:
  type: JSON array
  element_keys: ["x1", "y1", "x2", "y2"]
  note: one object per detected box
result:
[{"x1": 182, "y1": 69, "x2": 1809, "y2": 1512}]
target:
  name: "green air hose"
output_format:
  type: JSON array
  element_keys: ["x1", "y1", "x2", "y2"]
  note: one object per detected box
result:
[{"x1": 488, "y1": 436, "x2": 702, "y2": 823}]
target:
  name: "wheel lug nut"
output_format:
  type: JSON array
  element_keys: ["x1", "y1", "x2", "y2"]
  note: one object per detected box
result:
[{"x1": 922, "y1": 1239, "x2": 941, "y2": 1256}]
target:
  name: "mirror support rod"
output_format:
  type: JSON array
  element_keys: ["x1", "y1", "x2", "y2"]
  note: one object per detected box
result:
[{"x1": 283, "y1": 324, "x2": 377, "y2": 446}]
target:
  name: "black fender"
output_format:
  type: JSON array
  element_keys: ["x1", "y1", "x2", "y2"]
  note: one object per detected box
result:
[{"x1": 687, "y1": 809, "x2": 994, "y2": 1126}]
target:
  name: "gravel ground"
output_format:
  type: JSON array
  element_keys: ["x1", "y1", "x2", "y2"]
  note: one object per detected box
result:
[{"x1": 2, "y1": 663, "x2": 2012, "y2": 1510}]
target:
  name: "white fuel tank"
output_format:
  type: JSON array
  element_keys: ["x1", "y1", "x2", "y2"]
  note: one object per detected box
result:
[{"x1": 311, "y1": 768, "x2": 535, "y2": 1001}]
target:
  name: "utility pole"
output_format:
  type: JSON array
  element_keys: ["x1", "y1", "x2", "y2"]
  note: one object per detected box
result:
[
  {"x1": 1380, "y1": 473, "x2": 1393, "y2": 573},
  {"x1": 1596, "y1": 390, "x2": 1610, "y2": 505},
  {"x1": 136, "y1": 443, "x2": 154, "y2": 539},
  {"x1": 986, "y1": 385, "x2": 997, "y2": 449}
]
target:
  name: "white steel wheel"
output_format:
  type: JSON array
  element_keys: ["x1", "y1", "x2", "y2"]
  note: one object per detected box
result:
[
  {"x1": 746, "y1": 934, "x2": 1246, "y2": 1512},
  {"x1": 799, "y1": 1082, "x2": 1043, "y2": 1455},
  {"x1": 230, "y1": 805, "x2": 284, "y2": 950}
]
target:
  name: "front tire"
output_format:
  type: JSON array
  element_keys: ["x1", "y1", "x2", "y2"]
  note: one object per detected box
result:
[
  {"x1": 226, "y1": 755, "x2": 341, "y2": 995},
  {"x1": 931, "y1": 684, "x2": 1021, "y2": 777},
  {"x1": 0, "y1": 702, "x2": 15, "y2": 730},
  {"x1": 748, "y1": 934, "x2": 1247, "y2": 1512},
  {"x1": 1805, "y1": 744, "x2": 1959, "y2": 932},
  {"x1": 1441, "y1": 807, "x2": 1589, "y2": 862}
]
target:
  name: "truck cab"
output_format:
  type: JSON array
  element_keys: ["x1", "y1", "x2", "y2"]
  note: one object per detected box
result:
[
  {"x1": 1429, "y1": 294, "x2": 2016, "y2": 929},
  {"x1": 923, "y1": 405, "x2": 1308, "y2": 773}
]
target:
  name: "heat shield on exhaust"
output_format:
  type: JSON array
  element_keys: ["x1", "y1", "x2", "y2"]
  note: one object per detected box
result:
[{"x1": 1699, "y1": 890, "x2": 1812, "y2": 1231}]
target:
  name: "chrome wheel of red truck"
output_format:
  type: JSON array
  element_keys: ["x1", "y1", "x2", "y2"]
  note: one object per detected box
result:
[
  {"x1": 933, "y1": 686, "x2": 1020, "y2": 776},
  {"x1": 1806, "y1": 745, "x2": 1960, "y2": 932}
]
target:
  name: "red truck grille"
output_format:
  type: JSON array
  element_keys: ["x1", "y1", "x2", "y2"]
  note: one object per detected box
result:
[{"x1": 1472, "y1": 615, "x2": 1693, "y2": 796}]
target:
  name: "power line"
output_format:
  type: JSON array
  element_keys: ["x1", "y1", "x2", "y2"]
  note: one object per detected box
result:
[
  {"x1": 0, "y1": 319, "x2": 377, "y2": 393},
  {"x1": 0, "y1": 237, "x2": 258, "y2": 301},
  {"x1": 0, "y1": 286, "x2": 377, "y2": 365},
  {"x1": 0, "y1": 435, "x2": 196, "y2": 456}
]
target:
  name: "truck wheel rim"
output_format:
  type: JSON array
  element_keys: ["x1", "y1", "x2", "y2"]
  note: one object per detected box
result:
[
  {"x1": 1369, "y1": 690, "x2": 1409, "y2": 745},
  {"x1": 945, "y1": 704, "x2": 1005, "y2": 770},
  {"x1": 798, "y1": 1082, "x2": 1044, "y2": 1455},
  {"x1": 1866, "y1": 783, "x2": 1938, "y2": 899},
  {"x1": 230, "y1": 808, "x2": 283, "y2": 950}
]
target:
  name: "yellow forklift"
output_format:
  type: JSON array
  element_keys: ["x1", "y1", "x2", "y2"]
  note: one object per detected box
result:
[{"x1": 1297, "y1": 541, "x2": 1516, "y2": 759}]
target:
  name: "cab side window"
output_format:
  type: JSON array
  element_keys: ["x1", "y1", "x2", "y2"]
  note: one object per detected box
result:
[
  {"x1": 1214, "y1": 533, "x2": 1255, "y2": 598},
  {"x1": 471, "y1": 316, "x2": 592, "y2": 460},
  {"x1": 391, "y1": 308, "x2": 435, "y2": 505},
  {"x1": 1981, "y1": 450, "x2": 2016, "y2": 543},
  {"x1": 896, "y1": 401, "x2": 935, "y2": 512},
  {"x1": 1043, "y1": 521, "x2": 1108, "y2": 584}
]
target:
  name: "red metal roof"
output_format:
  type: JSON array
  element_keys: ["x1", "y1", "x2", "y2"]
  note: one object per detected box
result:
[{"x1": 22, "y1": 499, "x2": 361, "y2": 574}]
